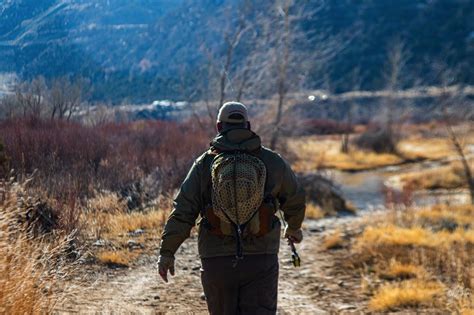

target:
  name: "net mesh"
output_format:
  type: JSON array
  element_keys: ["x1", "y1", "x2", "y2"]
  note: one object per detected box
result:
[{"x1": 211, "y1": 152, "x2": 266, "y2": 226}]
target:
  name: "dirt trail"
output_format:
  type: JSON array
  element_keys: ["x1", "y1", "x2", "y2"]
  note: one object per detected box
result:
[{"x1": 56, "y1": 216, "x2": 369, "y2": 314}]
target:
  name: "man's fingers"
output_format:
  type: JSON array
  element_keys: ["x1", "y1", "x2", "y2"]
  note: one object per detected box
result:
[
  {"x1": 291, "y1": 236, "x2": 302, "y2": 244},
  {"x1": 170, "y1": 266, "x2": 175, "y2": 276},
  {"x1": 287, "y1": 235, "x2": 302, "y2": 244},
  {"x1": 158, "y1": 266, "x2": 168, "y2": 283}
]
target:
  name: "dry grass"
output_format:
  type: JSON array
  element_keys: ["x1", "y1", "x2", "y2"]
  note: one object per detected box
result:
[
  {"x1": 398, "y1": 137, "x2": 454, "y2": 161},
  {"x1": 96, "y1": 250, "x2": 139, "y2": 267},
  {"x1": 305, "y1": 202, "x2": 326, "y2": 219},
  {"x1": 108, "y1": 210, "x2": 167, "y2": 234},
  {"x1": 322, "y1": 229, "x2": 345, "y2": 250},
  {"x1": 288, "y1": 136, "x2": 403, "y2": 172},
  {"x1": 82, "y1": 192, "x2": 170, "y2": 239},
  {"x1": 288, "y1": 124, "x2": 473, "y2": 172},
  {"x1": 86, "y1": 209, "x2": 167, "y2": 268},
  {"x1": 417, "y1": 204, "x2": 474, "y2": 227},
  {"x1": 81, "y1": 192, "x2": 171, "y2": 268},
  {"x1": 379, "y1": 259, "x2": 426, "y2": 280},
  {"x1": 0, "y1": 181, "x2": 68, "y2": 314},
  {"x1": 356, "y1": 224, "x2": 474, "y2": 249},
  {"x1": 458, "y1": 295, "x2": 474, "y2": 315},
  {"x1": 351, "y1": 203, "x2": 474, "y2": 312},
  {"x1": 399, "y1": 162, "x2": 472, "y2": 191},
  {"x1": 369, "y1": 280, "x2": 444, "y2": 312},
  {"x1": 83, "y1": 192, "x2": 128, "y2": 239},
  {"x1": 87, "y1": 192, "x2": 127, "y2": 213},
  {"x1": 356, "y1": 225, "x2": 434, "y2": 248}
]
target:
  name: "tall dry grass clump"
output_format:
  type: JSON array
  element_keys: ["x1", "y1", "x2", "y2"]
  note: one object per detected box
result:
[
  {"x1": 352, "y1": 204, "x2": 474, "y2": 312},
  {"x1": 0, "y1": 180, "x2": 70, "y2": 314},
  {"x1": 79, "y1": 191, "x2": 172, "y2": 267}
]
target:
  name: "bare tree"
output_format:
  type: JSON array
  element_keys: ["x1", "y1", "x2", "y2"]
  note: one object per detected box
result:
[
  {"x1": 190, "y1": 1, "x2": 254, "y2": 133},
  {"x1": 235, "y1": 57, "x2": 253, "y2": 102},
  {"x1": 188, "y1": 0, "x2": 352, "y2": 145},
  {"x1": 269, "y1": 0, "x2": 292, "y2": 150},
  {"x1": 15, "y1": 76, "x2": 47, "y2": 118},
  {"x1": 49, "y1": 77, "x2": 84, "y2": 120},
  {"x1": 4, "y1": 76, "x2": 88, "y2": 121},
  {"x1": 84, "y1": 104, "x2": 115, "y2": 126},
  {"x1": 0, "y1": 94, "x2": 18, "y2": 119},
  {"x1": 217, "y1": 19, "x2": 249, "y2": 110},
  {"x1": 243, "y1": 0, "x2": 353, "y2": 150},
  {"x1": 377, "y1": 38, "x2": 412, "y2": 153},
  {"x1": 436, "y1": 61, "x2": 474, "y2": 204},
  {"x1": 341, "y1": 67, "x2": 361, "y2": 153},
  {"x1": 440, "y1": 101, "x2": 474, "y2": 204}
]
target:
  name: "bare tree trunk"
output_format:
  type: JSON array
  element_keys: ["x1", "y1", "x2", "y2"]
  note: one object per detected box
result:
[
  {"x1": 218, "y1": 23, "x2": 246, "y2": 110},
  {"x1": 445, "y1": 117, "x2": 474, "y2": 204},
  {"x1": 269, "y1": 0, "x2": 290, "y2": 150},
  {"x1": 236, "y1": 63, "x2": 250, "y2": 102},
  {"x1": 218, "y1": 45, "x2": 233, "y2": 110},
  {"x1": 340, "y1": 104, "x2": 352, "y2": 153},
  {"x1": 382, "y1": 39, "x2": 409, "y2": 154}
]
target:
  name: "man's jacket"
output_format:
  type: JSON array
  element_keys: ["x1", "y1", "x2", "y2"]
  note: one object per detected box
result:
[{"x1": 159, "y1": 128, "x2": 306, "y2": 258}]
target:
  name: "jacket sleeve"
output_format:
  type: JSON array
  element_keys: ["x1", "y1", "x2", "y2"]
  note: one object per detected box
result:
[
  {"x1": 159, "y1": 159, "x2": 203, "y2": 257},
  {"x1": 278, "y1": 158, "x2": 306, "y2": 231}
]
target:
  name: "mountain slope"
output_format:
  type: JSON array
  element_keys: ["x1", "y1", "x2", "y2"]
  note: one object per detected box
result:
[{"x1": 0, "y1": 0, "x2": 473, "y2": 102}]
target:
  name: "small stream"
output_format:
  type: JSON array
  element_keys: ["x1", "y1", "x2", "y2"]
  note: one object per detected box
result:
[
  {"x1": 330, "y1": 169, "x2": 388, "y2": 211},
  {"x1": 305, "y1": 160, "x2": 470, "y2": 233},
  {"x1": 326, "y1": 157, "x2": 471, "y2": 212}
]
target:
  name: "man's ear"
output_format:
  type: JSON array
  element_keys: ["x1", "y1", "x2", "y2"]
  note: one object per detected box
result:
[{"x1": 217, "y1": 122, "x2": 223, "y2": 132}]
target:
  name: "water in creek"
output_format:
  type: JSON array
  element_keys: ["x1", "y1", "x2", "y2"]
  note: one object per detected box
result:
[
  {"x1": 326, "y1": 160, "x2": 470, "y2": 212},
  {"x1": 328, "y1": 169, "x2": 389, "y2": 211}
]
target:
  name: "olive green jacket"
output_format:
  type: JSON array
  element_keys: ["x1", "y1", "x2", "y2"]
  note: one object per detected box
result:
[{"x1": 159, "y1": 128, "x2": 306, "y2": 258}]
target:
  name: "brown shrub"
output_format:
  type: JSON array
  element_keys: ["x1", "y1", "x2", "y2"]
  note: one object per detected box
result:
[
  {"x1": 0, "y1": 117, "x2": 207, "y2": 236},
  {"x1": 299, "y1": 119, "x2": 353, "y2": 136},
  {"x1": 355, "y1": 127, "x2": 398, "y2": 154},
  {"x1": 0, "y1": 118, "x2": 208, "y2": 200}
]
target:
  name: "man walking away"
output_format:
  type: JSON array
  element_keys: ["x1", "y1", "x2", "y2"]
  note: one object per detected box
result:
[{"x1": 158, "y1": 101, "x2": 306, "y2": 315}]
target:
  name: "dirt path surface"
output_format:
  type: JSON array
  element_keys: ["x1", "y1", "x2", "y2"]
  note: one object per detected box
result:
[{"x1": 56, "y1": 216, "x2": 370, "y2": 314}]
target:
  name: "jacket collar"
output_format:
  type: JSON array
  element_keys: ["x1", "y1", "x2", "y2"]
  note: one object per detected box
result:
[{"x1": 210, "y1": 128, "x2": 261, "y2": 152}]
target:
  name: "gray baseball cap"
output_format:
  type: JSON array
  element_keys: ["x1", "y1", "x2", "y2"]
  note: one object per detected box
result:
[{"x1": 217, "y1": 102, "x2": 248, "y2": 123}]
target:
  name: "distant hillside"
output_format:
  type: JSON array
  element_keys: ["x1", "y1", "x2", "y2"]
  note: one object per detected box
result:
[{"x1": 0, "y1": 0, "x2": 473, "y2": 102}]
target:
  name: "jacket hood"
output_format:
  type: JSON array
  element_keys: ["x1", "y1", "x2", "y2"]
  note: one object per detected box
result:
[{"x1": 211, "y1": 128, "x2": 261, "y2": 152}]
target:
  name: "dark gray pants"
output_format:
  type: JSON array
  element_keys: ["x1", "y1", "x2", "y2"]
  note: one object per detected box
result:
[{"x1": 201, "y1": 254, "x2": 279, "y2": 315}]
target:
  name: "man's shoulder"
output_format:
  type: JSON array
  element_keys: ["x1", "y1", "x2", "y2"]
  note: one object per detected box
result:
[
  {"x1": 193, "y1": 146, "x2": 287, "y2": 168},
  {"x1": 258, "y1": 146, "x2": 287, "y2": 168},
  {"x1": 194, "y1": 149, "x2": 214, "y2": 166}
]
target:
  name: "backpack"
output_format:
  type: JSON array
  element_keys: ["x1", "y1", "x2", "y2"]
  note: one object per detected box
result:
[{"x1": 203, "y1": 149, "x2": 275, "y2": 259}]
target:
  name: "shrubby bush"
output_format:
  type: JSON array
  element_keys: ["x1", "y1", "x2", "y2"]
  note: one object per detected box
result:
[
  {"x1": 299, "y1": 119, "x2": 353, "y2": 136},
  {"x1": 0, "y1": 117, "x2": 208, "y2": 201},
  {"x1": 354, "y1": 127, "x2": 398, "y2": 154}
]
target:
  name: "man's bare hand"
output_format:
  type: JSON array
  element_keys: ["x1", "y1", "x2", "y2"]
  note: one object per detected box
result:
[
  {"x1": 284, "y1": 227, "x2": 303, "y2": 244},
  {"x1": 157, "y1": 255, "x2": 175, "y2": 283}
]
